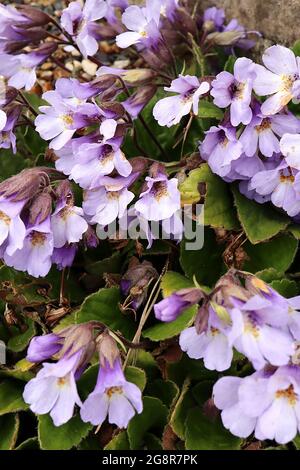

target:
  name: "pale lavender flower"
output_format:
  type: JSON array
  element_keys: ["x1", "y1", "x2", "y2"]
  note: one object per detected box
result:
[
  {"x1": 23, "y1": 350, "x2": 82, "y2": 426},
  {"x1": 214, "y1": 365, "x2": 300, "y2": 444},
  {"x1": 223, "y1": 153, "x2": 265, "y2": 183},
  {"x1": 228, "y1": 296, "x2": 295, "y2": 370},
  {"x1": 27, "y1": 333, "x2": 62, "y2": 363},
  {"x1": 54, "y1": 133, "x2": 98, "y2": 176},
  {"x1": 280, "y1": 133, "x2": 300, "y2": 170},
  {"x1": 254, "y1": 45, "x2": 300, "y2": 116},
  {"x1": 83, "y1": 173, "x2": 136, "y2": 226},
  {"x1": 51, "y1": 199, "x2": 88, "y2": 249},
  {"x1": 80, "y1": 358, "x2": 142, "y2": 428},
  {"x1": 0, "y1": 106, "x2": 21, "y2": 154},
  {"x1": 0, "y1": 110, "x2": 7, "y2": 131},
  {"x1": 203, "y1": 7, "x2": 225, "y2": 31},
  {"x1": 213, "y1": 375, "x2": 256, "y2": 438},
  {"x1": 240, "y1": 105, "x2": 300, "y2": 158},
  {"x1": 249, "y1": 162, "x2": 300, "y2": 217},
  {"x1": 135, "y1": 173, "x2": 180, "y2": 222},
  {"x1": 116, "y1": 1, "x2": 161, "y2": 49},
  {"x1": 0, "y1": 197, "x2": 27, "y2": 256},
  {"x1": 179, "y1": 307, "x2": 234, "y2": 372},
  {"x1": 35, "y1": 87, "x2": 98, "y2": 151},
  {"x1": 154, "y1": 288, "x2": 202, "y2": 322},
  {"x1": 70, "y1": 126, "x2": 132, "y2": 189},
  {"x1": 0, "y1": 44, "x2": 56, "y2": 91},
  {"x1": 211, "y1": 58, "x2": 256, "y2": 126},
  {"x1": 4, "y1": 217, "x2": 53, "y2": 278},
  {"x1": 61, "y1": 0, "x2": 108, "y2": 58},
  {"x1": 153, "y1": 75, "x2": 210, "y2": 127},
  {"x1": 105, "y1": 0, "x2": 128, "y2": 25},
  {"x1": 200, "y1": 125, "x2": 243, "y2": 178}
]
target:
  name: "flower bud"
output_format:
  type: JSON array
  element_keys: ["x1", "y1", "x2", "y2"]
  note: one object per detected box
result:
[
  {"x1": 16, "y1": 5, "x2": 52, "y2": 27},
  {"x1": 121, "y1": 258, "x2": 158, "y2": 310},
  {"x1": 122, "y1": 69, "x2": 157, "y2": 86},
  {"x1": 194, "y1": 303, "x2": 209, "y2": 334},
  {"x1": 96, "y1": 331, "x2": 120, "y2": 368},
  {"x1": 0, "y1": 168, "x2": 50, "y2": 202},
  {"x1": 123, "y1": 86, "x2": 156, "y2": 119},
  {"x1": 29, "y1": 191, "x2": 53, "y2": 224},
  {"x1": 55, "y1": 179, "x2": 73, "y2": 202},
  {"x1": 58, "y1": 323, "x2": 96, "y2": 367},
  {"x1": 206, "y1": 31, "x2": 245, "y2": 46}
]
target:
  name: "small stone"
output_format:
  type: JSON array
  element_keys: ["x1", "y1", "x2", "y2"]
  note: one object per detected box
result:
[
  {"x1": 65, "y1": 62, "x2": 74, "y2": 72},
  {"x1": 113, "y1": 59, "x2": 130, "y2": 69},
  {"x1": 81, "y1": 59, "x2": 98, "y2": 76}
]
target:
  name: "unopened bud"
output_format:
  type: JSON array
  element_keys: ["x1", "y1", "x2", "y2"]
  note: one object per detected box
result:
[
  {"x1": 97, "y1": 331, "x2": 120, "y2": 368},
  {"x1": 29, "y1": 191, "x2": 53, "y2": 224},
  {"x1": 83, "y1": 225, "x2": 99, "y2": 248},
  {"x1": 55, "y1": 179, "x2": 73, "y2": 202},
  {"x1": 122, "y1": 69, "x2": 157, "y2": 85},
  {"x1": 194, "y1": 303, "x2": 209, "y2": 334},
  {"x1": 123, "y1": 86, "x2": 156, "y2": 118},
  {"x1": 206, "y1": 31, "x2": 245, "y2": 46},
  {"x1": 16, "y1": 5, "x2": 52, "y2": 27},
  {"x1": 58, "y1": 323, "x2": 96, "y2": 366}
]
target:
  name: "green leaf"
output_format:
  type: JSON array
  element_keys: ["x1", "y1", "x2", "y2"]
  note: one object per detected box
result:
[
  {"x1": 0, "y1": 359, "x2": 35, "y2": 382},
  {"x1": 293, "y1": 434, "x2": 300, "y2": 449},
  {"x1": 76, "y1": 287, "x2": 135, "y2": 339},
  {"x1": 146, "y1": 379, "x2": 179, "y2": 407},
  {"x1": 255, "y1": 268, "x2": 284, "y2": 283},
  {"x1": 135, "y1": 350, "x2": 159, "y2": 380},
  {"x1": 125, "y1": 366, "x2": 147, "y2": 391},
  {"x1": 160, "y1": 271, "x2": 194, "y2": 295},
  {"x1": 180, "y1": 227, "x2": 226, "y2": 286},
  {"x1": 292, "y1": 40, "x2": 300, "y2": 57},
  {"x1": 269, "y1": 279, "x2": 299, "y2": 297},
  {"x1": 127, "y1": 396, "x2": 168, "y2": 449},
  {"x1": 180, "y1": 165, "x2": 239, "y2": 230},
  {"x1": 15, "y1": 437, "x2": 39, "y2": 450},
  {"x1": 104, "y1": 431, "x2": 130, "y2": 450},
  {"x1": 143, "y1": 272, "x2": 197, "y2": 341},
  {"x1": 232, "y1": 186, "x2": 289, "y2": 244},
  {"x1": 144, "y1": 433, "x2": 162, "y2": 450},
  {"x1": 224, "y1": 55, "x2": 237, "y2": 73},
  {"x1": 198, "y1": 101, "x2": 224, "y2": 120},
  {"x1": 185, "y1": 407, "x2": 241, "y2": 450},
  {"x1": 289, "y1": 224, "x2": 300, "y2": 239},
  {"x1": 185, "y1": 381, "x2": 241, "y2": 450},
  {"x1": 0, "y1": 380, "x2": 28, "y2": 415},
  {"x1": 85, "y1": 252, "x2": 122, "y2": 276},
  {"x1": 7, "y1": 318, "x2": 36, "y2": 353},
  {"x1": 167, "y1": 355, "x2": 217, "y2": 386},
  {"x1": 38, "y1": 414, "x2": 92, "y2": 450},
  {"x1": 243, "y1": 233, "x2": 298, "y2": 273},
  {"x1": 0, "y1": 414, "x2": 19, "y2": 450}
]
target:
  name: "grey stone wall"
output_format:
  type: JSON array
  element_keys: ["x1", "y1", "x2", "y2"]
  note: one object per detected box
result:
[{"x1": 200, "y1": 0, "x2": 300, "y2": 45}]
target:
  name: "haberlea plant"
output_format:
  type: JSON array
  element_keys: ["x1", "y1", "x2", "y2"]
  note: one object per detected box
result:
[{"x1": 1, "y1": 0, "x2": 300, "y2": 451}]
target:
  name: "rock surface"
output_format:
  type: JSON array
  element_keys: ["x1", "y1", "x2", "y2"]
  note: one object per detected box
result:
[{"x1": 201, "y1": 0, "x2": 300, "y2": 46}]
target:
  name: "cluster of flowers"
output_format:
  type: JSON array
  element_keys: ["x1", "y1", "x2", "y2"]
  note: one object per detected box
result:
[
  {"x1": 153, "y1": 42, "x2": 300, "y2": 217},
  {"x1": 0, "y1": 0, "x2": 259, "y2": 277},
  {"x1": 0, "y1": 169, "x2": 92, "y2": 277},
  {"x1": 154, "y1": 270, "x2": 300, "y2": 444},
  {"x1": 23, "y1": 324, "x2": 142, "y2": 427}
]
